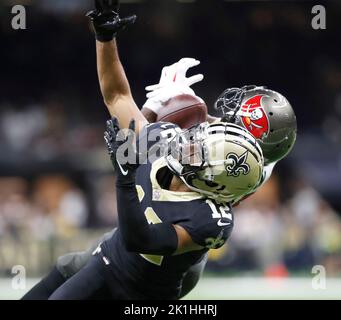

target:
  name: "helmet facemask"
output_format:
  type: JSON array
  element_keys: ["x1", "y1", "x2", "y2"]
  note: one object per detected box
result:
[{"x1": 215, "y1": 85, "x2": 262, "y2": 123}]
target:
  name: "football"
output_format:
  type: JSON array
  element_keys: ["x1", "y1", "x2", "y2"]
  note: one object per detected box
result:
[{"x1": 156, "y1": 94, "x2": 208, "y2": 129}]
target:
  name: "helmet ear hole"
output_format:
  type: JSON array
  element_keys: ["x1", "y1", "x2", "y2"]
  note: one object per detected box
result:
[
  {"x1": 204, "y1": 180, "x2": 219, "y2": 188},
  {"x1": 274, "y1": 99, "x2": 278, "y2": 103},
  {"x1": 269, "y1": 112, "x2": 274, "y2": 116}
]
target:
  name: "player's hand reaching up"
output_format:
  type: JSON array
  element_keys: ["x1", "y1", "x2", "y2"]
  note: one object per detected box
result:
[
  {"x1": 142, "y1": 58, "x2": 204, "y2": 113},
  {"x1": 104, "y1": 118, "x2": 140, "y2": 178},
  {"x1": 146, "y1": 58, "x2": 204, "y2": 94},
  {"x1": 86, "y1": 0, "x2": 136, "y2": 42}
]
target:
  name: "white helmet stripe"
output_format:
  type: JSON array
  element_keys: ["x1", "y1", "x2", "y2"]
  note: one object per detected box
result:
[{"x1": 206, "y1": 124, "x2": 263, "y2": 160}]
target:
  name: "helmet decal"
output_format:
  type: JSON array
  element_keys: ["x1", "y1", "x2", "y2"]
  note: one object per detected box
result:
[
  {"x1": 241, "y1": 95, "x2": 270, "y2": 140},
  {"x1": 225, "y1": 151, "x2": 250, "y2": 177}
]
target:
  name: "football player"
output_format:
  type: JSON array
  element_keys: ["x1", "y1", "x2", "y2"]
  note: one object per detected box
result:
[
  {"x1": 22, "y1": 81, "x2": 295, "y2": 300},
  {"x1": 141, "y1": 58, "x2": 297, "y2": 196},
  {"x1": 23, "y1": 0, "x2": 264, "y2": 300},
  {"x1": 23, "y1": 0, "x2": 298, "y2": 299}
]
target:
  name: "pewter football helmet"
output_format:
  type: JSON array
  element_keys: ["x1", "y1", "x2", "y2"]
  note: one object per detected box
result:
[{"x1": 215, "y1": 85, "x2": 297, "y2": 165}]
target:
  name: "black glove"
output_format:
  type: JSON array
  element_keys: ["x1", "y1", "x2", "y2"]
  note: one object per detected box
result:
[
  {"x1": 86, "y1": 0, "x2": 137, "y2": 42},
  {"x1": 104, "y1": 118, "x2": 140, "y2": 180}
]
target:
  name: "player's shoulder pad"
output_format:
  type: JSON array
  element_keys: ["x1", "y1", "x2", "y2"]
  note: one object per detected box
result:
[{"x1": 179, "y1": 199, "x2": 234, "y2": 249}]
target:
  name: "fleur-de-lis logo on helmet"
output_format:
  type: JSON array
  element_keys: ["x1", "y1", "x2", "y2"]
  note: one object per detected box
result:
[{"x1": 225, "y1": 152, "x2": 250, "y2": 177}]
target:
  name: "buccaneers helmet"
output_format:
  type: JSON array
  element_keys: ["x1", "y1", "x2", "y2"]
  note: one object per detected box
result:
[
  {"x1": 215, "y1": 85, "x2": 297, "y2": 165},
  {"x1": 165, "y1": 121, "x2": 264, "y2": 202}
]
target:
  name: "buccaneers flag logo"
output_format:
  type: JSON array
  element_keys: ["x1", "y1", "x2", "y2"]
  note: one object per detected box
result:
[{"x1": 240, "y1": 95, "x2": 269, "y2": 140}]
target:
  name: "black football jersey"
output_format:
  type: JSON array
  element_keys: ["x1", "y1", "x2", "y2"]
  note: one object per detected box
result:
[{"x1": 100, "y1": 122, "x2": 234, "y2": 299}]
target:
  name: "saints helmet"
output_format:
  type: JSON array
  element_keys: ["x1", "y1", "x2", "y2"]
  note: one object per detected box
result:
[
  {"x1": 165, "y1": 121, "x2": 264, "y2": 202},
  {"x1": 215, "y1": 85, "x2": 297, "y2": 165}
]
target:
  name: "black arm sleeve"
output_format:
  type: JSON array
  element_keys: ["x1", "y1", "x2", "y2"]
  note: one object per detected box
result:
[{"x1": 116, "y1": 173, "x2": 178, "y2": 255}]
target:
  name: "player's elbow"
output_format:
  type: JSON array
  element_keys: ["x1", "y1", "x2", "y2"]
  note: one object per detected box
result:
[
  {"x1": 99, "y1": 81, "x2": 130, "y2": 107},
  {"x1": 101, "y1": 91, "x2": 119, "y2": 108}
]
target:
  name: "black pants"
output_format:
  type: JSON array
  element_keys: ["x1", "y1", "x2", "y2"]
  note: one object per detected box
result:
[
  {"x1": 23, "y1": 226, "x2": 207, "y2": 300},
  {"x1": 48, "y1": 254, "x2": 126, "y2": 300}
]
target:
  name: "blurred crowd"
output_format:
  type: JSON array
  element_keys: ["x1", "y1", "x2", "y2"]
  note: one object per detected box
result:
[
  {"x1": 1, "y1": 170, "x2": 341, "y2": 276},
  {"x1": 0, "y1": 0, "x2": 340, "y2": 276},
  {"x1": 0, "y1": 174, "x2": 118, "y2": 237},
  {"x1": 208, "y1": 175, "x2": 341, "y2": 276}
]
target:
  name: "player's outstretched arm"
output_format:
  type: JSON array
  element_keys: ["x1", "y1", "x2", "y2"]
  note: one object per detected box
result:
[
  {"x1": 96, "y1": 40, "x2": 147, "y2": 132},
  {"x1": 105, "y1": 119, "x2": 204, "y2": 255},
  {"x1": 87, "y1": 0, "x2": 148, "y2": 133}
]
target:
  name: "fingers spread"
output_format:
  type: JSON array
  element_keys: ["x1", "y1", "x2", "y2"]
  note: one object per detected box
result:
[
  {"x1": 186, "y1": 74, "x2": 204, "y2": 86},
  {"x1": 146, "y1": 86, "x2": 170, "y2": 99},
  {"x1": 178, "y1": 58, "x2": 201, "y2": 73},
  {"x1": 120, "y1": 15, "x2": 137, "y2": 26},
  {"x1": 145, "y1": 84, "x2": 162, "y2": 92},
  {"x1": 106, "y1": 118, "x2": 120, "y2": 134}
]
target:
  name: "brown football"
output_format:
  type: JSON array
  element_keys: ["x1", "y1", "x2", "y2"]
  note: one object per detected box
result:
[{"x1": 156, "y1": 94, "x2": 208, "y2": 129}]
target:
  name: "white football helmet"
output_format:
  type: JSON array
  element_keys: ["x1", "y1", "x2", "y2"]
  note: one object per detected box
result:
[{"x1": 165, "y1": 121, "x2": 264, "y2": 202}]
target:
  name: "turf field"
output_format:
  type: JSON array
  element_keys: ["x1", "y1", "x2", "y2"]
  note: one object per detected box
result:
[{"x1": 1, "y1": 276, "x2": 341, "y2": 300}]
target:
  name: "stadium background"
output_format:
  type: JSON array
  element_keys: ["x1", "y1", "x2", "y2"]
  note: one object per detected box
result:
[{"x1": 0, "y1": 0, "x2": 341, "y2": 299}]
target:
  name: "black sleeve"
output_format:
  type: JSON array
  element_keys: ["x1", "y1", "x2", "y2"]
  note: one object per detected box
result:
[
  {"x1": 116, "y1": 173, "x2": 178, "y2": 255},
  {"x1": 110, "y1": 121, "x2": 181, "y2": 255},
  {"x1": 179, "y1": 200, "x2": 234, "y2": 249}
]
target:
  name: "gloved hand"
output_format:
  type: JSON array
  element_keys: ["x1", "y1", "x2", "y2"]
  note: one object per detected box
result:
[
  {"x1": 146, "y1": 58, "x2": 204, "y2": 93},
  {"x1": 86, "y1": 0, "x2": 136, "y2": 42},
  {"x1": 104, "y1": 118, "x2": 139, "y2": 179},
  {"x1": 142, "y1": 58, "x2": 204, "y2": 113}
]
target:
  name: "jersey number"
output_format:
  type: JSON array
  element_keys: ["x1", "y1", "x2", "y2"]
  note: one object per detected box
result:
[{"x1": 205, "y1": 199, "x2": 232, "y2": 220}]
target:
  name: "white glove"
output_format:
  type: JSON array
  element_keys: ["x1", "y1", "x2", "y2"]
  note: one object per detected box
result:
[
  {"x1": 143, "y1": 58, "x2": 204, "y2": 113},
  {"x1": 146, "y1": 58, "x2": 204, "y2": 92}
]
